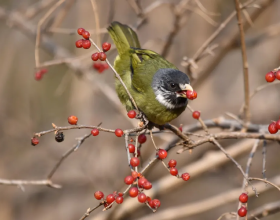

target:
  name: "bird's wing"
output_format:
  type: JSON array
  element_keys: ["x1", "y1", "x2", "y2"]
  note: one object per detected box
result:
[{"x1": 130, "y1": 49, "x2": 177, "y2": 93}]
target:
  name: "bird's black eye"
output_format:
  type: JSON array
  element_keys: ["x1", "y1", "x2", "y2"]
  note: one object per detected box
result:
[{"x1": 170, "y1": 83, "x2": 176, "y2": 88}]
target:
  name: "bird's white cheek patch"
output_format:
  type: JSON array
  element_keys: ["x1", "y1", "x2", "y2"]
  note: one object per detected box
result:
[{"x1": 155, "y1": 93, "x2": 176, "y2": 109}]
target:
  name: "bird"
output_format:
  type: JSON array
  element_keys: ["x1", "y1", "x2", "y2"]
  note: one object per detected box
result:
[{"x1": 107, "y1": 21, "x2": 193, "y2": 126}]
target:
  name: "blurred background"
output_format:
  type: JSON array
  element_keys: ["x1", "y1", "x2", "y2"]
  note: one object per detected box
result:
[{"x1": 0, "y1": 0, "x2": 280, "y2": 219}]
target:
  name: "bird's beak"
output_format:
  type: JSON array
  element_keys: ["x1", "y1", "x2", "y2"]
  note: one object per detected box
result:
[{"x1": 177, "y1": 84, "x2": 193, "y2": 98}]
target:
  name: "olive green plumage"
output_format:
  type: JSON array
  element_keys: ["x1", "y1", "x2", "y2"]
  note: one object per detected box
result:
[{"x1": 108, "y1": 22, "x2": 187, "y2": 125}]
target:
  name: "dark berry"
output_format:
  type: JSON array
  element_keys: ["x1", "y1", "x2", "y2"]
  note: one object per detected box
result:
[
  {"x1": 124, "y1": 176, "x2": 134, "y2": 185},
  {"x1": 127, "y1": 110, "x2": 137, "y2": 119},
  {"x1": 75, "y1": 39, "x2": 83, "y2": 48},
  {"x1": 130, "y1": 157, "x2": 140, "y2": 167},
  {"x1": 238, "y1": 206, "x2": 247, "y2": 217},
  {"x1": 268, "y1": 122, "x2": 278, "y2": 134},
  {"x1": 77, "y1": 28, "x2": 85, "y2": 35},
  {"x1": 82, "y1": 31, "x2": 90, "y2": 39},
  {"x1": 265, "y1": 71, "x2": 276, "y2": 82},
  {"x1": 157, "y1": 149, "x2": 168, "y2": 159},
  {"x1": 181, "y1": 173, "x2": 190, "y2": 181},
  {"x1": 115, "y1": 128, "x2": 123, "y2": 137},
  {"x1": 82, "y1": 40, "x2": 91, "y2": 49},
  {"x1": 31, "y1": 137, "x2": 39, "y2": 146},
  {"x1": 138, "y1": 193, "x2": 147, "y2": 203},
  {"x1": 138, "y1": 134, "x2": 147, "y2": 144},
  {"x1": 99, "y1": 52, "x2": 107, "y2": 61},
  {"x1": 116, "y1": 196, "x2": 123, "y2": 204},
  {"x1": 102, "y1": 42, "x2": 111, "y2": 52},
  {"x1": 91, "y1": 52, "x2": 99, "y2": 61},
  {"x1": 170, "y1": 167, "x2": 178, "y2": 176},
  {"x1": 68, "y1": 115, "x2": 78, "y2": 125},
  {"x1": 128, "y1": 144, "x2": 135, "y2": 153},
  {"x1": 55, "y1": 132, "x2": 64, "y2": 142},
  {"x1": 239, "y1": 193, "x2": 248, "y2": 203},
  {"x1": 94, "y1": 191, "x2": 104, "y2": 200},
  {"x1": 192, "y1": 111, "x2": 200, "y2": 119},
  {"x1": 168, "y1": 159, "x2": 177, "y2": 168}
]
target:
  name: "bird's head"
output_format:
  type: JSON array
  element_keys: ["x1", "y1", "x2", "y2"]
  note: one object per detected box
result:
[{"x1": 152, "y1": 68, "x2": 193, "y2": 109}]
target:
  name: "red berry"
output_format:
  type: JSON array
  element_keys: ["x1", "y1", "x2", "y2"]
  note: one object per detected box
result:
[
  {"x1": 94, "y1": 191, "x2": 104, "y2": 200},
  {"x1": 99, "y1": 52, "x2": 107, "y2": 61},
  {"x1": 102, "y1": 42, "x2": 111, "y2": 52},
  {"x1": 157, "y1": 149, "x2": 168, "y2": 159},
  {"x1": 143, "y1": 181, "x2": 152, "y2": 190},
  {"x1": 146, "y1": 196, "x2": 152, "y2": 202},
  {"x1": 168, "y1": 159, "x2": 177, "y2": 168},
  {"x1": 75, "y1": 39, "x2": 83, "y2": 48},
  {"x1": 275, "y1": 70, "x2": 280, "y2": 80},
  {"x1": 128, "y1": 144, "x2": 135, "y2": 153},
  {"x1": 127, "y1": 110, "x2": 137, "y2": 119},
  {"x1": 31, "y1": 137, "x2": 39, "y2": 146},
  {"x1": 179, "y1": 125, "x2": 183, "y2": 132},
  {"x1": 68, "y1": 115, "x2": 78, "y2": 125},
  {"x1": 115, "y1": 128, "x2": 124, "y2": 137},
  {"x1": 93, "y1": 62, "x2": 101, "y2": 70},
  {"x1": 129, "y1": 187, "x2": 138, "y2": 197},
  {"x1": 138, "y1": 134, "x2": 147, "y2": 144},
  {"x1": 118, "y1": 192, "x2": 123, "y2": 196},
  {"x1": 91, "y1": 128, "x2": 99, "y2": 136},
  {"x1": 181, "y1": 173, "x2": 190, "y2": 181},
  {"x1": 192, "y1": 111, "x2": 200, "y2": 119},
  {"x1": 239, "y1": 193, "x2": 248, "y2": 203},
  {"x1": 138, "y1": 193, "x2": 147, "y2": 203},
  {"x1": 268, "y1": 122, "x2": 278, "y2": 134},
  {"x1": 138, "y1": 177, "x2": 147, "y2": 188},
  {"x1": 276, "y1": 120, "x2": 280, "y2": 130},
  {"x1": 115, "y1": 196, "x2": 123, "y2": 204},
  {"x1": 170, "y1": 167, "x2": 178, "y2": 176},
  {"x1": 35, "y1": 71, "x2": 43, "y2": 81},
  {"x1": 265, "y1": 71, "x2": 276, "y2": 82},
  {"x1": 148, "y1": 200, "x2": 154, "y2": 208},
  {"x1": 91, "y1": 52, "x2": 99, "y2": 61},
  {"x1": 152, "y1": 199, "x2": 161, "y2": 209},
  {"x1": 238, "y1": 206, "x2": 247, "y2": 217},
  {"x1": 130, "y1": 157, "x2": 140, "y2": 167},
  {"x1": 82, "y1": 40, "x2": 91, "y2": 49},
  {"x1": 77, "y1": 28, "x2": 85, "y2": 35},
  {"x1": 82, "y1": 31, "x2": 90, "y2": 39},
  {"x1": 186, "y1": 90, "x2": 197, "y2": 100},
  {"x1": 131, "y1": 171, "x2": 138, "y2": 179},
  {"x1": 106, "y1": 194, "x2": 115, "y2": 204},
  {"x1": 40, "y1": 69, "x2": 48, "y2": 74},
  {"x1": 124, "y1": 176, "x2": 134, "y2": 185}
]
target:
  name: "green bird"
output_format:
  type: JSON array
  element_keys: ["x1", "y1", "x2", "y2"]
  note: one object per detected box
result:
[{"x1": 107, "y1": 22, "x2": 193, "y2": 126}]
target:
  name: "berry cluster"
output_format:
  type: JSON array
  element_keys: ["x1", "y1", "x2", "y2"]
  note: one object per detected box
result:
[
  {"x1": 34, "y1": 69, "x2": 48, "y2": 81},
  {"x1": 75, "y1": 28, "x2": 91, "y2": 49},
  {"x1": 268, "y1": 117, "x2": 280, "y2": 134},
  {"x1": 238, "y1": 193, "x2": 248, "y2": 217},
  {"x1": 265, "y1": 69, "x2": 280, "y2": 82}
]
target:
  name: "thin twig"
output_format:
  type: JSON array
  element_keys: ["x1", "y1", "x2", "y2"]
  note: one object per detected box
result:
[
  {"x1": 234, "y1": 0, "x2": 250, "y2": 126},
  {"x1": 79, "y1": 203, "x2": 104, "y2": 220},
  {"x1": 217, "y1": 212, "x2": 237, "y2": 220},
  {"x1": 0, "y1": 179, "x2": 61, "y2": 188},
  {"x1": 90, "y1": 0, "x2": 101, "y2": 47},
  {"x1": 35, "y1": 0, "x2": 65, "y2": 67},
  {"x1": 249, "y1": 177, "x2": 280, "y2": 191},
  {"x1": 262, "y1": 140, "x2": 267, "y2": 180}
]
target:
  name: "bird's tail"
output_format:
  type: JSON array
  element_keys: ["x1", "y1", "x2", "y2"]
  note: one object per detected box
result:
[{"x1": 107, "y1": 21, "x2": 141, "y2": 55}]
